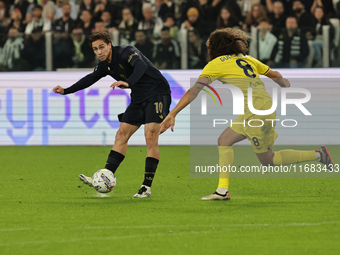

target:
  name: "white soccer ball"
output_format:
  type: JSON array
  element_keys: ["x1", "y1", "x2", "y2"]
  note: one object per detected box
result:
[{"x1": 92, "y1": 169, "x2": 116, "y2": 193}]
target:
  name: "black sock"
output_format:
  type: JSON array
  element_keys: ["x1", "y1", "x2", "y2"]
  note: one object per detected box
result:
[
  {"x1": 142, "y1": 157, "x2": 159, "y2": 187},
  {"x1": 105, "y1": 150, "x2": 125, "y2": 174}
]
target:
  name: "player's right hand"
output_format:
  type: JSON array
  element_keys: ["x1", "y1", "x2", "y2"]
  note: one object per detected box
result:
[
  {"x1": 53, "y1": 85, "x2": 65, "y2": 95},
  {"x1": 159, "y1": 114, "x2": 175, "y2": 134},
  {"x1": 283, "y1": 78, "x2": 291, "y2": 87}
]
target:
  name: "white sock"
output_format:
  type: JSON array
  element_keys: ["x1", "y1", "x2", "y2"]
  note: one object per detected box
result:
[
  {"x1": 216, "y1": 187, "x2": 228, "y2": 195},
  {"x1": 316, "y1": 151, "x2": 321, "y2": 162}
]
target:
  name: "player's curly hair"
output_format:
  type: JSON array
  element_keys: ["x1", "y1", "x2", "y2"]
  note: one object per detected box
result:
[
  {"x1": 89, "y1": 31, "x2": 112, "y2": 45},
  {"x1": 207, "y1": 28, "x2": 251, "y2": 60}
]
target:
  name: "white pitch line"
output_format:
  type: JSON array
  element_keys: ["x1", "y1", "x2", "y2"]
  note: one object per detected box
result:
[
  {"x1": 0, "y1": 221, "x2": 340, "y2": 247},
  {"x1": 0, "y1": 221, "x2": 339, "y2": 233}
]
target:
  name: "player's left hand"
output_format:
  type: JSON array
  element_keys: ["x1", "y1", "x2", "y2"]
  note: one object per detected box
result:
[
  {"x1": 110, "y1": 81, "x2": 129, "y2": 90},
  {"x1": 159, "y1": 114, "x2": 175, "y2": 134}
]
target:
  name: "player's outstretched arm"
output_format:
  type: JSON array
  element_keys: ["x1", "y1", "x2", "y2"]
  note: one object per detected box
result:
[
  {"x1": 159, "y1": 77, "x2": 208, "y2": 134},
  {"x1": 265, "y1": 70, "x2": 291, "y2": 87},
  {"x1": 53, "y1": 85, "x2": 65, "y2": 95}
]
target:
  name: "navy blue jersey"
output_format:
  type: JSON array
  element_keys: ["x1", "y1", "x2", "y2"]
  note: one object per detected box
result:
[{"x1": 64, "y1": 45, "x2": 171, "y2": 103}]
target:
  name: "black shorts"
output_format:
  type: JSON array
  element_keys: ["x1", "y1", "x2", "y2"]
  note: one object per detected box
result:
[{"x1": 118, "y1": 94, "x2": 171, "y2": 125}]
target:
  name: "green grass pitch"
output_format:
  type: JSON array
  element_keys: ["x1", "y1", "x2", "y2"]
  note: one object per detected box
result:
[{"x1": 0, "y1": 145, "x2": 339, "y2": 255}]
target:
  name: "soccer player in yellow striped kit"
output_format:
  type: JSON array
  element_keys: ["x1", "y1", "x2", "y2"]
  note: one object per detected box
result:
[{"x1": 159, "y1": 28, "x2": 333, "y2": 200}]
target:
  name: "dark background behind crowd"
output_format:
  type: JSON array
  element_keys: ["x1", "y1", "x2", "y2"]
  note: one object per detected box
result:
[{"x1": 0, "y1": 0, "x2": 340, "y2": 71}]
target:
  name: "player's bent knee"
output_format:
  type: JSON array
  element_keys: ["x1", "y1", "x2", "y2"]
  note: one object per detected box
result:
[
  {"x1": 115, "y1": 129, "x2": 130, "y2": 143},
  {"x1": 217, "y1": 136, "x2": 233, "y2": 146}
]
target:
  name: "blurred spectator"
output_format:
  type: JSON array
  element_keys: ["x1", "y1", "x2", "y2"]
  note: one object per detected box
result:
[
  {"x1": 52, "y1": 3, "x2": 77, "y2": 33},
  {"x1": 311, "y1": 6, "x2": 335, "y2": 67},
  {"x1": 187, "y1": 29, "x2": 207, "y2": 69},
  {"x1": 101, "y1": 10, "x2": 116, "y2": 30},
  {"x1": 70, "y1": 27, "x2": 95, "y2": 68},
  {"x1": 153, "y1": 0, "x2": 169, "y2": 22},
  {"x1": 212, "y1": 0, "x2": 243, "y2": 22},
  {"x1": 268, "y1": 0, "x2": 287, "y2": 37},
  {"x1": 8, "y1": 8, "x2": 26, "y2": 33},
  {"x1": 153, "y1": 26, "x2": 180, "y2": 69},
  {"x1": 78, "y1": 9, "x2": 95, "y2": 38},
  {"x1": 292, "y1": 0, "x2": 313, "y2": 34},
  {"x1": 52, "y1": 26, "x2": 74, "y2": 69},
  {"x1": 22, "y1": 29, "x2": 46, "y2": 70},
  {"x1": 130, "y1": 29, "x2": 154, "y2": 61},
  {"x1": 180, "y1": 7, "x2": 209, "y2": 40},
  {"x1": 0, "y1": 0, "x2": 10, "y2": 27},
  {"x1": 93, "y1": 0, "x2": 119, "y2": 23},
  {"x1": 138, "y1": 3, "x2": 163, "y2": 40},
  {"x1": 25, "y1": 5, "x2": 51, "y2": 36},
  {"x1": 94, "y1": 20, "x2": 106, "y2": 31},
  {"x1": 79, "y1": 0, "x2": 96, "y2": 14},
  {"x1": 216, "y1": 5, "x2": 241, "y2": 29},
  {"x1": 239, "y1": 0, "x2": 261, "y2": 18},
  {"x1": 0, "y1": 27, "x2": 26, "y2": 71},
  {"x1": 272, "y1": 16, "x2": 309, "y2": 67},
  {"x1": 118, "y1": 7, "x2": 138, "y2": 43},
  {"x1": 121, "y1": 0, "x2": 143, "y2": 21},
  {"x1": 164, "y1": 14, "x2": 178, "y2": 40},
  {"x1": 25, "y1": 0, "x2": 56, "y2": 24},
  {"x1": 13, "y1": 0, "x2": 30, "y2": 22},
  {"x1": 311, "y1": 0, "x2": 335, "y2": 18},
  {"x1": 265, "y1": 0, "x2": 293, "y2": 16},
  {"x1": 196, "y1": 0, "x2": 213, "y2": 22},
  {"x1": 242, "y1": 3, "x2": 268, "y2": 32},
  {"x1": 54, "y1": 0, "x2": 78, "y2": 21},
  {"x1": 249, "y1": 19, "x2": 277, "y2": 65}
]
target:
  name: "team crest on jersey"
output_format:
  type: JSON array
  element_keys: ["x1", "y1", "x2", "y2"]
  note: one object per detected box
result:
[{"x1": 127, "y1": 52, "x2": 138, "y2": 63}]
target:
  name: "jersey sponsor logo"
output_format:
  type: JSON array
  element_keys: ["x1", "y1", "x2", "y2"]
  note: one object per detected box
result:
[{"x1": 127, "y1": 53, "x2": 138, "y2": 63}]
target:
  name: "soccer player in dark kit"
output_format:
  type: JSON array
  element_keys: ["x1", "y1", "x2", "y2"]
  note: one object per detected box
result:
[{"x1": 53, "y1": 31, "x2": 171, "y2": 198}]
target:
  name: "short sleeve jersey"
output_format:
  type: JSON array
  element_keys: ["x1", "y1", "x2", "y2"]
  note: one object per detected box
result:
[{"x1": 199, "y1": 54, "x2": 272, "y2": 118}]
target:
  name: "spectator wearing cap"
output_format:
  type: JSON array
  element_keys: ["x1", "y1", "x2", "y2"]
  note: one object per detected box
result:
[
  {"x1": 180, "y1": 7, "x2": 210, "y2": 40},
  {"x1": 52, "y1": 3, "x2": 76, "y2": 34},
  {"x1": 138, "y1": 3, "x2": 163, "y2": 40},
  {"x1": 24, "y1": 5, "x2": 51, "y2": 37}
]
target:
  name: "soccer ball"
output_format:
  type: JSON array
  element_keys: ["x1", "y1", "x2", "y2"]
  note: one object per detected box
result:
[{"x1": 92, "y1": 169, "x2": 116, "y2": 193}]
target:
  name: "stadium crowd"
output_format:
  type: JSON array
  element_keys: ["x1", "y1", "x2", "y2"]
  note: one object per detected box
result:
[{"x1": 0, "y1": 0, "x2": 339, "y2": 71}]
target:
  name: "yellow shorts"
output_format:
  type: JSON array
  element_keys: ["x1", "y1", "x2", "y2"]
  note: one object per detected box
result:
[{"x1": 230, "y1": 103, "x2": 278, "y2": 153}]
